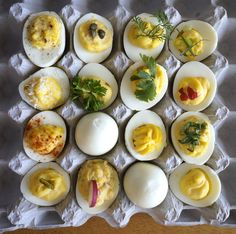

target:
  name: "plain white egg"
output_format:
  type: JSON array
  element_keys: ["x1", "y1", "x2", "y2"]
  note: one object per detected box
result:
[
  {"x1": 169, "y1": 163, "x2": 221, "y2": 207},
  {"x1": 123, "y1": 13, "x2": 165, "y2": 62},
  {"x1": 173, "y1": 61, "x2": 216, "y2": 111},
  {"x1": 23, "y1": 111, "x2": 67, "y2": 162},
  {"x1": 125, "y1": 110, "x2": 166, "y2": 161},
  {"x1": 77, "y1": 63, "x2": 118, "y2": 109},
  {"x1": 73, "y1": 13, "x2": 113, "y2": 63},
  {"x1": 171, "y1": 112, "x2": 215, "y2": 165},
  {"x1": 23, "y1": 11, "x2": 66, "y2": 67},
  {"x1": 19, "y1": 67, "x2": 70, "y2": 111},
  {"x1": 75, "y1": 112, "x2": 118, "y2": 156},
  {"x1": 20, "y1": 162, "x2": 70, "y2": 206},
  {"x1": 169, "y1": 20, "x2": 218, "y2": 62},
  {"x1": 120, "y1": 61, "x2": 168, "y2": 111},
  {"x1": 124, "y1": 162, "x2": 168, "y2": 208}
]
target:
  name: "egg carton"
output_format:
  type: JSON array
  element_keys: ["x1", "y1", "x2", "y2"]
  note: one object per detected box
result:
[{"x1": 0, "y1": 0, "x2": 236, "y2": 232}]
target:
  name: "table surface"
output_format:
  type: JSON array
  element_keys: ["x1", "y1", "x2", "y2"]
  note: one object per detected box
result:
[{"x1": 4, "y1": 213, "x2": 236, "y2": 234}]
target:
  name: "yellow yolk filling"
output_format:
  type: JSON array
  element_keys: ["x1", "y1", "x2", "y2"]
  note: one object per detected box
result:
[
  {"x1": 128, "y1": 22, "x2": 164, "y2": 49},
  {"x1": 78, "y1": 160, "x2": 117, "y2": 207},
  {"x1": 180, "y1": 168, "x2": 210, "y2": 200},
  {"x1": 25, "y1": 124, "x2": 64, "y2": 155},
  {"x1": 174, "y1": 28, "x2": 203, "y2": 60},
  {"x1": 29, "y1": 168, "x2": 67, "y2": 201},
  {"x1": 175, "y1": 116, "x2": 209, "y2": 157},
  {"x1": 27, "y1": 15, "x2": 61, "y2": 49},
  {"x1": 24, "y1": 77, "x2": 62, "y2": 110},
  {"x1": 132, "y1": 124, "x2": 163, "y2": 155},
  {"x1": 78, "y1": 19, "x2": 112, "y2": 52}
]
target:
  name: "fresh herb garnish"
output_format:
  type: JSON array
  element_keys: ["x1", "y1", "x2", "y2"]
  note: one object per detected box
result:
[
  {"x1": 39, "y1": 178, "x2": 54, "y2": 190},
  {"x1": 178, "y1": 121, "x2": 207, "y2": 152},
  {"x1": 71, "y1": 76, "x2": 107, "y2": 111}
]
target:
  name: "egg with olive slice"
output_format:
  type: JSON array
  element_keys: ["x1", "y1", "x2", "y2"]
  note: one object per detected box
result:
[
  {"x1": 120, "y1": 55, "x2": 168, "y2": 110},
  {"x1": 123, "y1": 13, "x2": 166, "y2": 62},
  {"x1": 125, "y1": 110, "x2": 166, "y2": 161},
  {"x1": 173, "y1": 61, "x2": 216, "y2": 112},
  {"x1": 171, "y1": 112, "x2": 215, "y2": 165},
  {"x1": 19, "y1": 67, "x2": 70, "y2": 111},
  {"x1": 23, "y1": 111, "x2": 67, "y2": 162},
  {"x1": 76, "y1": 159, "x2": 119, "y2": 214},
  {"x1": 169, "y1": 163, "x2": 221, "y2": 207},
  {"x1": 21, "y1": 162, "x2": 70, "y2": 206},
  {"x1": 23, "y1": 11, "x2": 66, "y2": 67},
  {"x1": 169, "y1": 20, "x2": 218, "y2": 63},
  {"x1": 73, "y1": 13, "x2": 113, "y2": 63}
]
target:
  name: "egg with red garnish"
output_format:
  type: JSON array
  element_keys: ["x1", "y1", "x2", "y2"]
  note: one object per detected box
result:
[{"x1": 173, "y1": 61, "x2": 216, "y2": 111}]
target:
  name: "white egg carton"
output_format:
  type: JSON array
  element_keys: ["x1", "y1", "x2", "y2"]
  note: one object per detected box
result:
[{"x1": 0, "y1": 0, "x2": 236, "y2": 232}]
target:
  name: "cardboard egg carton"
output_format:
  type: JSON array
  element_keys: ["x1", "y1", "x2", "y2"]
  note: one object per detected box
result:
[{"x1": 0, "y1": 0, "x2": 236, "y2": 232}]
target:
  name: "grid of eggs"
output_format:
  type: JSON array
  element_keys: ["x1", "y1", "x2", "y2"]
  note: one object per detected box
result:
[{"x1": 1, "y1": 0, "x2": 236, "y2": 231}]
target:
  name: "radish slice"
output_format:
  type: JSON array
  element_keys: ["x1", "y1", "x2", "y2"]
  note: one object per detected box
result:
[{"x1": 88, "y1": 180, "x2": 98, "y2": 207}]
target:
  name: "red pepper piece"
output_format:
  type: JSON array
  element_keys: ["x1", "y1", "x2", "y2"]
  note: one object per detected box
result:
[
  {"x1": 179, "y1": 88, "x2": 188, "y2": 101},
  {"x1": 187, "y1": 87, "x2": 198, "y2": 100}
]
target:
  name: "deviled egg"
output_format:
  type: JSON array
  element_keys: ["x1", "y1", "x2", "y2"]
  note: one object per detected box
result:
[
  {"x1": 73, "y1": 13, "x2": 113, "y2": 63},
  {"x1": 76, "y1": 159, "x2": 119, "y2": 214},
  {"x1": 75, "y1": 112, "x2": 118, "y2": 156},
  {"x1": 171, "y1": 112, "x2": 215, "y2": 165},
  {"x1": 19, "y1": 67, "x2": 70, "y2": 111},
  {"x1": 169, "y1": 163, "x2": 221, "y2": 207},
  {"x1": 23, "y1": 11, "x2": 66, "y2": 67},
  {"x1": 71, "y1": 63, "x2": 118, "y2": 111},
  {"x1": 23, "y1": 111, "x2": 67, "y2": 162},
  {"x1": 124, "y1": 162, "x2": 168, "y2": 208},
  {"x1": 169, "y1": 20, "x2": 218, "y2": 62},
  {"x1": 173, "y1": 61, "x2": 216, "y2": 112},
  {"x1": 125, "y1": 110, "x2": 166, "y2": 161},
  {"x1": 21, "y1": 162, "x2": 70, "y2": 206},
  {"x1": 120, "y1": 54, "x2": 168, "y2": 110}
]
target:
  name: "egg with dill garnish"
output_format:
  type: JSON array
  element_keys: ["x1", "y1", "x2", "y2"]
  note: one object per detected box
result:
[
  {"x1": 23, "y1": 111, "x2": 67, "y2": 162},
  {"x1": 125, "y1": 110, "x2": 166, "y2": 161},
  {"x1": 23, "y1": 11, "x2": 66, "y2": 67},
  {"x1": 169, "y1": 163, "x2": 221, "y2": 207},
  {"x1": 171, "y1": 112, "x2": 215, "y2": 165},
  {"x1": 173, "y1": 61, "x2": 216, "y2": 112},
  {"x1": 20, "y1": 162, "x2": 70, "y2": 206},
  {"x1": 123, "y1": 12, "x2": 172, "y2": 62},
  {"x1": 19, "y1": 67, "x2": 70, "y2": 111},
  {"x1": 73, "y1": 13, "x2": 113, "y2": 63},
  {"x1": 169, "y1": 20, "x2": 218, "y2": 63},
  {"x1": 71, "y1": 63, "x2": 118, "y2": 111},
  {"x1": 120, "y1": 54, "x2": 168, "y2": 111}
]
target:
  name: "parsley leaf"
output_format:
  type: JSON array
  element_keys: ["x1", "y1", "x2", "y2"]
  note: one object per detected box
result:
[{"x1": 135, "y1": 79, "x2": 156, "y2": 102}]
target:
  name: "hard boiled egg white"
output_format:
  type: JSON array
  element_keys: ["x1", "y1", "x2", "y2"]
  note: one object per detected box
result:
[
  {"x1": 125, "y1": 110, "x2": 166, "y2": 161},
  {"x1": 169, "y1": 163, "x2": 221, "y2": 207}
]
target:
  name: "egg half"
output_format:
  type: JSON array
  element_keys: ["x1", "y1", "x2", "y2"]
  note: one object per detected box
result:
[
  {"x1": 23, "y1": 111, "x2": 67, "y2": 162},
  {"x1": 23, "y1": 11, "x2": 66, "y2": 67},
  {"x1": 169, "y1": 163, "x2": 221, "y2": 207},
  {"x1": 21, "y1": 162, "x2": 70, "y2": 206},
  {"x1": 125, "y1": 110, "x2": 166, "y2": 161}
]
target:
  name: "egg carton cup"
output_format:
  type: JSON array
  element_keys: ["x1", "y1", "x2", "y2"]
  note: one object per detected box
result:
[{"x1": 0, "y1": 0, "x2": 236, "y2": 232}]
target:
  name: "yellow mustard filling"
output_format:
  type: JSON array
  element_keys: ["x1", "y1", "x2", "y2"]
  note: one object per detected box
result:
[
  {"x1": 180, "y1": 168, "x2": 210, "y2": 200},
  {"x1": 24, "y1": 77, "x2": 62, "y2": 110},
  {"x1": 132, "y1": 124, "x2": 163, "y2": 155},
  {"x1": 174, "y1": 28, "x2": 203, "y2": 60},
  {"x1": 27, "y1": 15, "x2": 61, "y2": 49},
  {"x1": 175, "y1": 116, "x2": 209, "y2": 157},
  {"x1": 78, "y1": 19, "x2": 112, "y2": 52},
  {"x1": 78, "y1": 160, "x2": 118, "y2": 207},
  {"x1": 128, "y1": 22, "x2": 164, "y2": 49},
  {"x1": 25, "y1": 124, "x2": 64, "y2": 155},
  {"x1": 29, "y1": 168, "x2": 67, "y2": 201}
]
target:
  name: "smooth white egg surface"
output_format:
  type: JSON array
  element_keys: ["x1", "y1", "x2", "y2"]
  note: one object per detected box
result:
[
  {"x1": 169, "y1": 163, "x2": 221, "y2": 207},
  {"x1": 125, "y1": 110, "x2": 166, "y2": 161},
  {"x1": 124, "y1": 162, "x2": 168, "y2": 208},
  {"x1": 75, "y1": 112, "x2": 118, "y2": 156},
  {"x1": 23, "y1": 11, "x2": 66, "y2": 67}
]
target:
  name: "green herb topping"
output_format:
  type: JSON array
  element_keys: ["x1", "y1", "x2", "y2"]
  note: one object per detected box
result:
[{"x1": 39, "y1": 178, "x2": 54, "y2": 190}]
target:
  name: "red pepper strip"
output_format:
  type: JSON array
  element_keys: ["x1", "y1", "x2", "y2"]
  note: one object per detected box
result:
[{"x1": 187, "y1": 87, "x2": 198, "y2": 100}]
